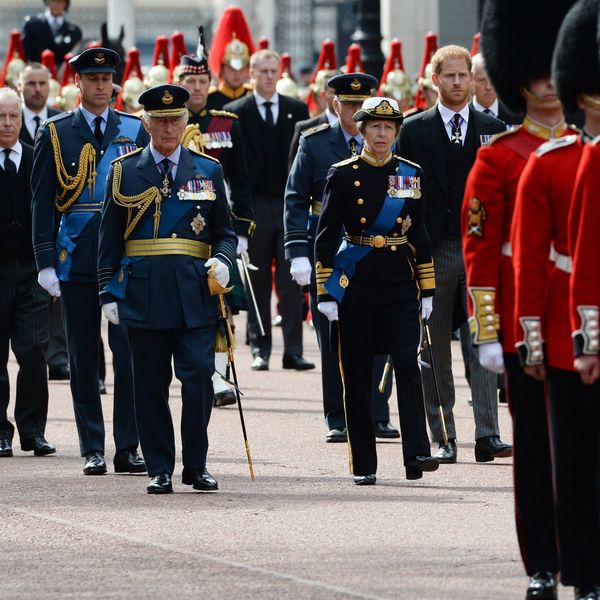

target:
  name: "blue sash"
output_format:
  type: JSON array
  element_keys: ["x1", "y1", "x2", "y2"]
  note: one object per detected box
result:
[
  {"x1": 323, "y1": 160, "x2": 417, "y2": 303},
  {"x1": 56, "y1": 116, "x2": 142, "y2": 280}
]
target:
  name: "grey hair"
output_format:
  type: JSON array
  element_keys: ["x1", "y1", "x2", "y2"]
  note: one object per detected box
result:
[{"x1": 0, "y1": 86, "x2": 22, "y2": 109}]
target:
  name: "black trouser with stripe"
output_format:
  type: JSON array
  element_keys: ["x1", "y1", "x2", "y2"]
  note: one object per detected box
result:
[
  {"x1": 504, "y1": 352, "x2": 558, "y2": 576},
  {"x1": 547, "y1": 368, "x2": 600, "y2": 586},
  {"x1": 0, "y1": 256, "x2": 50, "y2": 441}
]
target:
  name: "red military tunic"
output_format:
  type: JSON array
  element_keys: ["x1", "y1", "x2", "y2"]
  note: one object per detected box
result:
[
  {"x1": 512, "y1": 135, "x2": 583, "y2": 371},
  {"x1": 462, "y1": 117, "x2": 572, "y2": 353},
  {"x1": 568, "y1": 140, "x2": 600, "y2": 357}
]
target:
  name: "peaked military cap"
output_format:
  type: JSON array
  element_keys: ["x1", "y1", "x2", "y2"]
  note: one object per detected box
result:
[
  {"x1": 353, "y1": 96, "x2": 403, "y2": 122},
  {"x1": 327, "y1": 73, "x2": 377, "y2": 101},
  {"x1": 69, "y1": 47, "x2": 120, "y2": 74},
  {"x1": 139, "y1": 84, "x2": 190, "y2": 117}
]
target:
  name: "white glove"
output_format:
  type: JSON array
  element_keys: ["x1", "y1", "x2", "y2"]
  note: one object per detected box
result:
[
  {"x1": 205, "y1": 257, "x2": 230, "y2": 287},
  {"x1": 236, "y1": 236, "x2": 248, "y2": 256},
  {"x1": 290, "y1": 256, "x2": 312, "y2": 287},
  {"x1": 317, "y1": 301, "x2": 338, "y2": 322},
  {"x1": 478, "y1": 342, "x2": 505, "y2": 374},
  {"x1": 37, "y1": 267, "x2": 61, "y2": 297},
  {"x1": 102, "y1": 302, "x2": 119, "y2": 325},
  {"x1": 421, "y1": 296, "x2": 433, "y2": 320}
]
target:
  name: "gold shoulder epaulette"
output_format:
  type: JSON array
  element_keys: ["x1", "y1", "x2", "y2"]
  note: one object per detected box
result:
[
  {"x1": 188, "y1": 147, "x2": 221, "y2": 164},
  {"x1": 488, "y1": 126, "x2": 521, "y2": 145},
  {"x1": 208, "y1": 85, "x2": 218, "y2": 95},
  {"x1": 111, "y1": 147, "x2": 143, "y2": 164},
  {"x1": 395, "y1": 155, "x2": 421, "y2": 170},
  {"x1": 243, "y1": 82, "x2": 254, "y2": 92},
  {"x1": 332, "y1": 155, "x2": 360, "y2": 168},
  {"x1": 208, "y1": 109, "x2": 238, "y2": 119},
  {"x1": 536, "y1": 134, "x2": 578, "y2": 157},
  {"x1": 304, "y1": 123, "x2": 330, "y2": 137}
]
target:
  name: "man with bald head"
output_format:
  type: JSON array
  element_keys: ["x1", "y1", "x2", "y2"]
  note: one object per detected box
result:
[{"x1": 0, "y1": 87, "x2": 54, "y2": 458}]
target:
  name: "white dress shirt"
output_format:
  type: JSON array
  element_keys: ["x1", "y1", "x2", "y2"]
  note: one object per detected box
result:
[
  {"x1": 340, "y1": 127, "x2": 364, "y2": 153},
  {"x1": 45, "y1": 9, "x2": 65, "y2": 34},
  {"x1": 22, "y1": 105, "x2": 48, "y2": 142},
  {"x1": 473, "y1": 98, "x2": 499, "y2": 118},
  {"x1": 1, "y1": 141, "x2": 22, "y2": 172},
  {"x1": 437, "y1": 101, "x2": 470, "y2": 144},
  {"x1": 150, "y1": 143, "x2": 181, "y2": 180},
  {"x1": 254, "y1": 91, "x2": 279, "y2": 124}
]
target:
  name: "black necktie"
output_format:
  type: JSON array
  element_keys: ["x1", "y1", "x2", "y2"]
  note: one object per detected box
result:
[
  {"x1": 33, "y1": 115, "x2": 41, "y2": 139},
  {"x1": 348, "y1": 137, "x2": 359, "y2": 156},
  {"x1": 483, "y1": 108, "x2": 492, "y2": 115},
  {"x1": 263, "y1": 101, "x2": 274, "y2": 128},
  {"x1": 158, "y1": 158, "x2": 173, "y2": 196},
  {"x1": 451, "y1": 113, "x2": 462, "y2": 145},
  {"x1": 93, "y1": 116, "x2": 104, "y2": 146},
  {"x1": 3, "y1": 148, "x2": 17, "y2": 176}
]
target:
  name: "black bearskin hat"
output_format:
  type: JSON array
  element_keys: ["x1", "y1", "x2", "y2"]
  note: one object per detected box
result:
[
  {"x1": 553, "y1": 0, "x2": 600, "y2": 114},
  {"x1": 481, "y1": 0, "x2": 576, "y2": 114}
]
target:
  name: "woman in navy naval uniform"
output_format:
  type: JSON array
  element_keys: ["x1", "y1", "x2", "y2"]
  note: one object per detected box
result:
[{"x1": 315, "y1": 97, "x2": 439, "y2": 484}]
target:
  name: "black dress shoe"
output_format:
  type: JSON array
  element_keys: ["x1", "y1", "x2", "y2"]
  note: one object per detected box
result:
[
  {"x1": 48, "y1": 364, "x2": 70, "y2": 380},
  {"x1": 282, "y1": 354, "x2": 315, "y2": 370},
  {"x1": 251, "y1": 355, "x2": 269, "y2": 371},
  {"x1": 114, "y1": 449, "x2": 147, "y2": 473},
  {"x1": 526, "y1": 572, "x2": 557, "y2": 599},
  {"x1": 147, "y1": 474, "x2": 173, "y2": 494},
  {"x1": 214, "y1": 389, "x2": 236, "y2": 407},
  {"x1": 405, "y1": 456, "x2": 440, "y2": 480},
  {"x1": 475, "y1": 435, "x2": 513, "y2": 462},
  {"x1": 374, "y1": 421, "x2": 400, "y2": 439},
  {"x1": 21, "y1": 436, "x2": 56, "y2": 456},
  {"x1": 83, "y1": 451, "x2": 107, "y2": 475},
  {"x1": 575, "y1": 584, "x2": 600, "y2": 600},
  {"x1": 434, "y1": 439, "x2": 457, "y2": 463},
  {"x1": 0, "y1": 438, "x2": 13, "y2": 457},
  {"x1": 182, "y1": 467, "x2": 219, "y2": 491},
  {"x1": 98, "y1": 379, "x2": 107, "y2": 394},
  {"x1": 326, "y1": 428, "x2": 347, "y2": 443},
  {"x1": 353, "y1": 474, "x2": 376, "y2": 486}
]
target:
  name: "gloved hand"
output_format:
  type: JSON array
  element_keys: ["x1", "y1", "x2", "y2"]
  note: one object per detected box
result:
[
  {"x1": 102, "y1": 302, "x2": 119, "y2": 325},
  {"x1": 290, "y1": 256, "x2": 312, "y2": 287},
  {"x1": 37, "y1": 267, "x2": 61, "y2": 297},
  {"x1": 421, "y1": 296, "x2": 433, "y2": 320},
  {"x1": 478, "y1": 342, "x2": 504, "y2": 374},
  {"x1": 317, "y1": 301, "x2": 338, "y2": 322},
  {"x1": 236, "y1": 236, "x2": 248, "y2": 256},
  {"x1": 205, "y1": 257, "x2": 230, "y2": 287}
]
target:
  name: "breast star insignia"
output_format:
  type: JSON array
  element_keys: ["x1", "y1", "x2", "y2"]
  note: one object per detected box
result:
[{"x1": 191, "y1": 213, "x2": 206, "y2": 235}]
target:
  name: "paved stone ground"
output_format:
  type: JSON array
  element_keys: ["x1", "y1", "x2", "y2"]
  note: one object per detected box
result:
[{"x1": 1, "y1": 316, "x2": 570, "y2": 599}]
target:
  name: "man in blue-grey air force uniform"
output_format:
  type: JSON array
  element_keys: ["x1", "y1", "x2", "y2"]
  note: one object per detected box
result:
[
  {"x1": 284, "y1": 73, "x2": 400, "y2": 442},
  {"x1": 98, "y1": 84, "x2": 237, "y2": 494},
  {"x1": 31, "y1": 47, "x2": 148, "y2": 476}
]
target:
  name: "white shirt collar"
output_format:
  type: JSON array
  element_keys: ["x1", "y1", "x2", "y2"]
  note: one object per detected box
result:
[
  {"x1": 45, "y1": 9, "x2": 65, "y2": 27},
  {"x1": 340, "y1": 126, "x2": 363, "y2": 145},
  {"x1": 23, "y1": 104, "x2": 48, "y2": 122},
  {"x1": 1, "y1": 141, "x2": 22, "y2": 156},
  {"x1": 79, "y1": 105, "x2": 109, "y2": 129},
  {"x1": 438, "y1": 101, "x2": 470, "y2": 125},
  {"x1": 325, "y1": 108, "x2": 337, "y2": 125},
  {"x1": 254, "y1": 91, "x2": 278, "y2": 106},
  {"x1": 150, "y1": 142, "x2": 181, "y2": 166},
  {"x1": 473, "y1": 97, "x2": 499, "y2": 117}
]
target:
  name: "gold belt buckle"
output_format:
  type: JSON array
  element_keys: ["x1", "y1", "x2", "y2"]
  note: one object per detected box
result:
[{"x1": 372, "y1": 235, "x2": 386, "y2": 248}]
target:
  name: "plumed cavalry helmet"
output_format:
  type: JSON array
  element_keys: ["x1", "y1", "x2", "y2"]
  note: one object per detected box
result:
[
  {"x1": 145, "y1": 36, "x2": 170, "y2": 88},
  {"x1": 379, "y1": 39, "x2": 412, "y2": 101},
  {"x1": 0, "y1": 31, "x2": 26, "y2": 88},
  {"x1": 481, "y1": 0, "x2": 576, "y2": 114},
  {"x1": 276, "y1": 53, "x2": 298, "y2": 99},
  {"x1": 552, "y1": 0, "x2": 600, "y2": 114}
]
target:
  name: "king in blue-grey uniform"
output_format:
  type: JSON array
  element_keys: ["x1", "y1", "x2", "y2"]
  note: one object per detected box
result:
[
  {"x1": 98, "y1": 84, "x2": 237, "y2": 495},
  {"x1": 284, "y1": 73, "x2": 400, "y2": 443},
  {"x1": 31, "y1": 47, "x2": 148, "y2": 476}
]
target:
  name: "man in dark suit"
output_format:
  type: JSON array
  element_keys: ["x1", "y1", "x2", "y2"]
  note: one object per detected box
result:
[
  {"x1": 224, "y1": 49, "x2": 313, "y2": 371},
  {"x1": 398, "y1": 45, "x2": 510, "y2": 464},
  {"x1": 17, "y1": 62, "x2": 69, "y2": 382},
  {"x1": 470, "y1": 53, "x2": 523, "y2": 127},
  {"x1": 22, "y1": 0, "x2": 82, "y2": 68},
  {"x1": 0, "y1": 87, "x2": 54, "y2": 458},
  {"x1": 31, "y1": 48, "x2": 148, "y2": 476},
  {"x1": 98, "y1": 85, "x2": 238, "y2": 494}
]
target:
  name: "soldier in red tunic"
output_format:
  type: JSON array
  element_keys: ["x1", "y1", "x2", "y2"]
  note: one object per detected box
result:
[
  {"x1": 462, "y1": 1, "x2": 578, "y2": 597},
  {"x1": 512, "y1": 1, "x2": 600, "y2": 597}
]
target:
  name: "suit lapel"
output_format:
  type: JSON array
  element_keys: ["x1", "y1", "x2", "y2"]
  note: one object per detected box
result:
[
  {"x1": 136, "y1": 146, "x2": 161, "y2": 187},
  {"x1": 278, "y1": 94, "x2": 295, "y2": 148},
  {"x1": 420, "y1": 107, "x2": 448, "y2": 192},
  {"x1": 102, "y1": 109, "x2": 120, "y2": 151},
  {"x1": 172, "y1": 147, "x2": 197, "y2": 191},
  {"x1": 72, "y1": 108, "x2": 98, "y2": 148},
  {"x1": 247, "y1": 96, "x2": 263, "y2": 158},
  {"x1": 330, "y1": 122, "x2": 350, "y2": 161}
]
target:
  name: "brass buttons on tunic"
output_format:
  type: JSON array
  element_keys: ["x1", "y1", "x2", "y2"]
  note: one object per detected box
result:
[
  {"x1": 396, "y1": 217, "x2": 402, "y2": 224},
  {"x1": 392, "y1": 232, "x2": 399, "y2": 237},
  {"x1": 352, "y1": 164, "x2": 359, "y2": 170},
  {"x1": 360, "y1": 217, "x2": 366, "y2": 224},
  {"x1": 171, "y1": 233, "x2": 178, "y2": 238},
  {"x1": 357, "y1": 198, "x2": 364, "y2": 205},
  {"x1": 354, "y1": 180, "x2": 360, "y2": 187},
  {"x1": 391, "y1": 245, "x2": 397, "y2": 251}
]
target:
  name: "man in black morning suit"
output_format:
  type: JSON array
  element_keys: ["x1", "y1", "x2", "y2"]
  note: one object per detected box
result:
[
  {"x1": 0, "y1": 87, "x2": 54, "y2": 458},
  {"x1": 31, "y1": 48, "x2": 148, "y2": 476},
  {"x1": 22, "y1": 0, "x2": 82, "y2": 68},
  {"x1": 397, "y1": 45, "x2": 510, "y2": 464},
  {"x1": 224, "y1": 49, "x2": 313, "y2": 371}
]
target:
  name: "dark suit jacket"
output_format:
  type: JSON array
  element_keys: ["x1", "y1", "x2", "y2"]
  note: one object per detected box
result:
[
  {"x1": 288, "y1": 111, "x2": 329, "y2": 169},
  {"x1": 22, "y1": 14, "x2": 82, "y2": 66},
  {"x1": 19, "y1": 107, "x2": 60, "y2": 147},
  {"x1": 397, "y1": 104, "x2": 505, "y2": 250},
  {"x1": 223, "y1": 93, "x2": 309, "y2": 194},
  {"x1": 470, "y1": 100, "x2": 523, "y2": 127}
]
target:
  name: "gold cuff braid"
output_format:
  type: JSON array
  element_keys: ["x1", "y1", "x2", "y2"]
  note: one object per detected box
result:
[{"x1": 468, "y1": 287, "x2": 500, "y2": 344}]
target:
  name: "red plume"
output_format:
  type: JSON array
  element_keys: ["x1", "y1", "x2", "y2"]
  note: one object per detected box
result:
[
  {"x1": 0, "y1": 30, "x2": 25, "y2": 87},
  {"x1": 60, "y1": 53, "x2": 76, "y2": 86},
  {"x1": 152, "y1": 36, "x2": 170, "y2": 66},
  {"x1": 470, "y1": 32, "x2": 480, "y2": 56},
  {"x1": 279, "y1": 53, "x2": 292, "y2": 78},
  {"x1": 41, "y1": 50, "x2": 58, "y2": 80},
  {"x1": 258, "y1": 37, "x2": 269, "y2": 50},
  {"x1": 306, "y1": 39, "x2": 337, "y2": 113},
  {"x1": 169, "y1": 31, "x2": 188, "y2": 82},
  {"x1": 378, "y1": 38, "x2": 405, "y2": 95},
  {"x1": 345, "y1": 44, "x2": 364, "y2": 73},
  {"x1": 413, "y1": 31, "x2": 438, "y2": 110}
]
